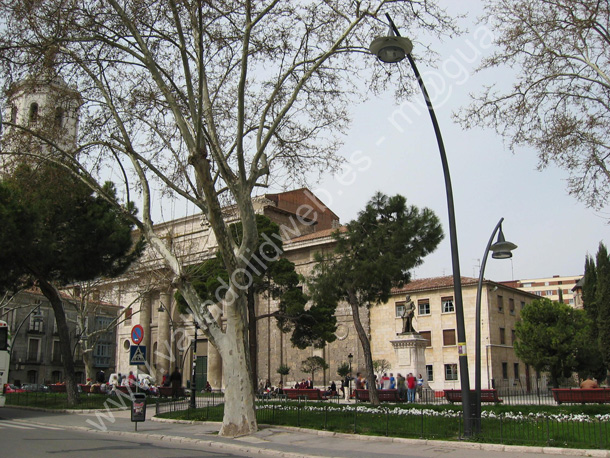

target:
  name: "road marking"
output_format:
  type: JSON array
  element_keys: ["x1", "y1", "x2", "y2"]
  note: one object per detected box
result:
[{"x1": 0, "y1": 420, "x2": 62, "y2": 430}]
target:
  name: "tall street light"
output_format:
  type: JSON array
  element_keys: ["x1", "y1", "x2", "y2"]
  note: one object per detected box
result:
[
  {"x1": 370, "y1": 14, "x2": 473, "y2": 435},
  {"x1": 474, "y1": 218, "x2": 517, "y2": 433}
]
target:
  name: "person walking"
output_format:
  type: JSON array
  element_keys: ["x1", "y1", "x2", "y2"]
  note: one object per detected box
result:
[{"x1": 170, "y1": 368, "x2": 182, "y2": 399}]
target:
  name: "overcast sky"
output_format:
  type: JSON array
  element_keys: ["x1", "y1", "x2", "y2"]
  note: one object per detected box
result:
[{"x1": 309, "y1": 0, "x2": 608, "y2": 283}]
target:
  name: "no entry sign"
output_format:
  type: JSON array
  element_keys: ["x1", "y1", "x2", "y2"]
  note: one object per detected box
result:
[{"x1": 131, "y1": 324, "x2": 144, "y2": 345}]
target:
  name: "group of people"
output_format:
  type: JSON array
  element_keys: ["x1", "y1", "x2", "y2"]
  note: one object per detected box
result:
[{"x1": 350, "y1": 371, "x2": 425, "y2": 402}]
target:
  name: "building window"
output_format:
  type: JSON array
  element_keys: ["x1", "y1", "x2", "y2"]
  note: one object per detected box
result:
[
  {"x1": 514, "y1": 363, "x2": 520, "y2": 380},
  {"x1": 426, "y1": 364, "x2": 434, "y2": 382},
  {"x1": 395, "y1": 302, "x2": 405, "y2": 317},
  {"x1": 29, "y1": 102, "x2": 39, "y2": 124},
  {"x1": 520, "y1": 301, "x2": 526, "y2": 309},
  {"x1": 445, "y1": 364, "x2": 458, "y2": 381},
  {"x1": 443, "y1": 329, "x2": 456, "y2": 346},
  {"x1": 27, "y1": 370, "x2": 37, "y2": 384},
  {"x1": 545, "y1": 290, "x2": 553, "y2": 296},
  {"x1": 509, "y1": 298, "x2": 515, "y2": 315},
  {"x1": 52, "y1": 340, "x2": 62, "y2": 363},
  {"x1": 499, "y1": 328, "x2": 506, "y2": 345},
  {"x1": 511, "y1": 329, "x2": 516, "y2": 345},
  {"x1": 125, "y1": 307, "x2": 132, "y2": 322},
  {"x1": 418, "y1": 300, "x2": 430, "y2": 315},
  {"x1": 29, "y1": 312, "x2": 44, "y2": 333},
  {"x1": 535, "y1": 291, "x2": 542, "y2": 296},
  {"x1": 420, "y1": 331, "x2": 432, "y2": 347},
  {"x1": 51, "y1": 370, "x2": 62, "y2": 384},
  {"x1": 55, "y1": 107, "x2": 64, "y2": 128},
  {"x1": 497, "y1": 295, "x2": 504, "y2": 313},
  {"x1": 27, "y1": 338, "x2": 40, "y2": 362},
  {"x1": 502, "y1": 362, "x2": 508, "y2": 379},
  {"x1": 442, "y1": 296, "x2": 454, "y2": 313}
]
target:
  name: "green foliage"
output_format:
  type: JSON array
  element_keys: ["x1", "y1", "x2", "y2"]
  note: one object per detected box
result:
[
  {"x1": 373, "y1": 359, "x2": 391, "y2": 376},
  {"x1": 336, "y1": 362, "x2": 350, "y2": 378},
  {"x1": 300, "y1": 356, "x2": 329, "y2": 384},
  {"x1": 175, "y1": 215, "x2": 336, "y2": 349},
  {"x1": 0, "y1": 163, "x2": 142, "y2": 292},
  {"x1": 595, "y1": 243, "x2": 610, "y2": 373},
  {"x1": 580, "y1": 249, "x2": 606, "y2": 380},
  {"x1": 514, "y1": 298, "x2": 589, "y2": 387},
  {"x1": 309, "y1": 192, "x2": 443, "y2": 308},
  {"x1": 276, "y1": 364, "x2": 290, "y2": 376}
]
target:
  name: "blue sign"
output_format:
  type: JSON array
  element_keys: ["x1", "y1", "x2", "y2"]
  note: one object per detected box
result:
[
  {"x1": 131, "y1": 324, "x2": 144, "y2": 345},
  {"x1": 130, "y1": 345, "x2": 147, "y2": 365}
]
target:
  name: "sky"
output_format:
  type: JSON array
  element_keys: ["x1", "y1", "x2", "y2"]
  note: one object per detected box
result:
[{"x1": 306, "y1": 1, "x2": 608, "y2": 283}]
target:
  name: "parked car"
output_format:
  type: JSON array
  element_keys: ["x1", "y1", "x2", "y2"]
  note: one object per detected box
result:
[
  {"x1": 3, "y1": 384, "x2": 25, "y2": 393},
  {"x1": 21, "y1": 383, "x2": 49, "y2": 393}
]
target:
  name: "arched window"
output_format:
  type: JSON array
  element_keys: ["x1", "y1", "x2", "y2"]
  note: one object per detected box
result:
[
  {"x1": 28, "y1": 102, "x2": 39, "y2": 124},
  {"x1": 54, "y1": 107, "x2": 64, "y2": 128}
]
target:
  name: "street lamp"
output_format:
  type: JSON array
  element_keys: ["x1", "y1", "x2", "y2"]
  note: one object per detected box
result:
[
  {"x1": 474, "y1": 218, "x2": 517, "y2": 433},
  {"x1": 190, "y1": 321, "x2": 200, "y2": 409},
  {"x1": 348, "y1": 353, "x2": 353, "y2": 400},
  {"x1": 370, "y1": 14, "x2": 473, "y2": 434}
]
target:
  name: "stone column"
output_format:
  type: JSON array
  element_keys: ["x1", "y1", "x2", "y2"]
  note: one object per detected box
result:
[
  {"x1": 391, "y1": 332, "x2": 428, "y2": 379},
  {"x1": 157, "y1": 291, "x2": 172, "y2": 379},
  {"x1": 139, "y1": 293, "x2": 151, "y2": 372}
]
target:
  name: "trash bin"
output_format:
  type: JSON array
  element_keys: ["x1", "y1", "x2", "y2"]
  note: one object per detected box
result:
[{"x1": 131, "y1": 392, "x2": 146, "y2": 423}]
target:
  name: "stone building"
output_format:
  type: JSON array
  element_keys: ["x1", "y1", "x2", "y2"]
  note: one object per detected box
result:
[
  {"x1": 371, "y1": 276, "x2": 539, "y2": 391},
  {"x1": 2, "y1": 289, "x2": 118, "y2": 386},
  {"x1": 98, "y1": 188, "x2": 540, "y2": 392}
]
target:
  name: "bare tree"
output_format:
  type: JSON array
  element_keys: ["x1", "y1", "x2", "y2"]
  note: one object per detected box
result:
[
  {"x1": 0, "y1": 1, "x2": 455, "y2": 436},
  {"x1": 457, "y1": 0, "x2": 610, "y2": 211}
]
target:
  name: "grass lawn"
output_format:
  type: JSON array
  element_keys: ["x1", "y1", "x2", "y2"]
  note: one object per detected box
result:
[{"x1": 156, "y1": 400, "x2": 610, "y2": 449}]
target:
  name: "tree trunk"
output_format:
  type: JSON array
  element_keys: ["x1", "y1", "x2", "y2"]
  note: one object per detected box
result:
[
  {"x1": 38, "y1": 278, "x2": 79, "y2": 406},
  {"x1": 82, "y1": 348, "x2": 95, "y2": 382},
  {"x1": 347, "y1": 290, "x2": 379, "y2": 406},
  {"x1": 247, "y1": 288, "x2": 258, "y2": 389},
  {"x1": 219, "y1": 294, "x2": 257, "y2": 437}
]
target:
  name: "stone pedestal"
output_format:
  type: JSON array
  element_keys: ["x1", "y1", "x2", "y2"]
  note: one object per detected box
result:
[{"x1": 391, "y1": 332, "x2": 427, "y2": 377}]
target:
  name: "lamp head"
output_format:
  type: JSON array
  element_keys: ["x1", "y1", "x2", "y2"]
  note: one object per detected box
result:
[
  {"x1": 490, "y1": 228, "x2": 517, "y2": 259},
  {"x1": 369, "y1": 36, "x2": 413, "y2": 63}
]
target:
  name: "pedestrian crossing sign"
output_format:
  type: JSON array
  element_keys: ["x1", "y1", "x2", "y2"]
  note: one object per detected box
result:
[{"x1": 129, "y1": 345, "x2": 147, "y2": 365}]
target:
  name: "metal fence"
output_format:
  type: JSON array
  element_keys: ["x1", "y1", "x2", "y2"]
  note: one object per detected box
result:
[{"x1": 154, "y1": 399, "x2": 610, "y2": 449}]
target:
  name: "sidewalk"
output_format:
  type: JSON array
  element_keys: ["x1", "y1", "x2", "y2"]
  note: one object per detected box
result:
[{"x1": 2, "y1": 406, "x2": 605, "y2": 458}]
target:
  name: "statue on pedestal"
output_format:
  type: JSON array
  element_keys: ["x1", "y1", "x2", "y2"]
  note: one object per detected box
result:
[{"x1": 401, "y1": 296, "x2": 416, "y2": 334}]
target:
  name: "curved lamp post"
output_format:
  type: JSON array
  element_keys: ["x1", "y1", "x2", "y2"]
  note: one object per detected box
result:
[
  {"x1": 474, "y1": 218, "x2": 517, "y2": 433},
  {"x1": 370, "y1": 14, "x2": 473, "y2": 435},
  {"x1": 190, "y1": 321, "x2": 200, "y2": 409}
]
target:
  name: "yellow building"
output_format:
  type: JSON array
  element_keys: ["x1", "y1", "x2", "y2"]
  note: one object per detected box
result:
[{"x1": 371, "y1": 276, "x2": 539, "y2": 391}]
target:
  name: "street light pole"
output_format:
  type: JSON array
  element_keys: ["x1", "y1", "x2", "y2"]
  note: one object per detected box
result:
[
  {"x1": 348, "y1": 353, "x2": 353, "y2": 401},
  {"x1": 190, "y1": 321, "x2": 200, "y2": 409},
  {"x1": 370, "y1": 13, "x2": 473, "y2": 435},
  {"x1": 474, "y1": 218, "x2": 517, "y2": 433}
]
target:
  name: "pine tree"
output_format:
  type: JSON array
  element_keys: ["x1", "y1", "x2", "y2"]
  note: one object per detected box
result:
[{"x1": 595, "y1": 243, "x2": 610, "y2": 380}]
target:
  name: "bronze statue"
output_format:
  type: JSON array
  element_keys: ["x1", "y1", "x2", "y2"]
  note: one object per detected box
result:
[{"x1": 401, "y1": 296, "x2": 415, "y2": 333}]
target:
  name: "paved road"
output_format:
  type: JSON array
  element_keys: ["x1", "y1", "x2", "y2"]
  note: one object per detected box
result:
[{"x1": 0, "y1": 406, "x2": 604, "y2": 458}]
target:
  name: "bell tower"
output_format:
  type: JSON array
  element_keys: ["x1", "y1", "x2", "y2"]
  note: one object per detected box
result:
[{"x1": 2, "y1": 70, "x2": 82, "y2": 174}]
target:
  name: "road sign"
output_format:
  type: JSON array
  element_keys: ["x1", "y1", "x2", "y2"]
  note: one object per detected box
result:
[
  {"x1": 129, "y1": 345, "x2": 147, "y2": 365},
  {"x1": 131, "y1": 324, "x2": 144, "y2": 345}
]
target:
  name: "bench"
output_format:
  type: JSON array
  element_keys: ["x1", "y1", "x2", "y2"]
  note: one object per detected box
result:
[
  {"x1": 552, "y1": 388, "x2": 610, "y2": 404},
  {"x1": 158, "y1": 386, "x2": 186, "y2": 397},
  {"x1": 444, "y1": 389, "x2": 503, "y2": 404},
  {"x1": 282, "y1": 389, "x2": 323, "y2": 400},
  {"x1": 355, "y1": 389, "x2": 399, "y2": 402}
]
